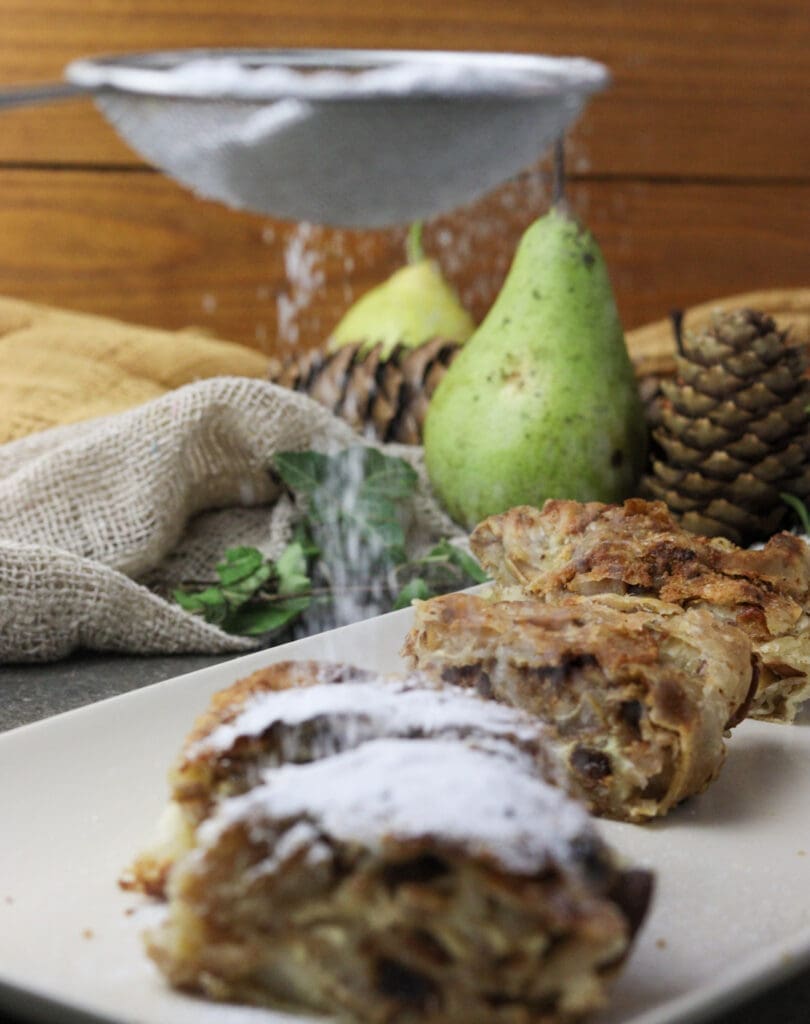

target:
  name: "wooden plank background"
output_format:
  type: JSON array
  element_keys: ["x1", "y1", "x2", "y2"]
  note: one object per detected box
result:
[{"x1": 0, "y1": 0, "x2": 808, "y2": 356}]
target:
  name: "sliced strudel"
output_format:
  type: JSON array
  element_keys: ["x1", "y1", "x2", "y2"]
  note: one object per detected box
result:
[
  {"x1": 145, "y1": 735, "x2": 651, "y2": 1023},
  {"x1": 123, "y1": 660, "x2": 567, "y2": 897},
  {"x1": 471, "y1": 498, "x2": 810, "y2": 721},
  {"x1": 402, "y1": 591, "x2": 755, "y2": 821}
]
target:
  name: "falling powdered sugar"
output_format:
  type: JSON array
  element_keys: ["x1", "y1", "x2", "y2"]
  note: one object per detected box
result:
[{"x1": 275, "y1": 222, "x2": 325, "y2": 345}]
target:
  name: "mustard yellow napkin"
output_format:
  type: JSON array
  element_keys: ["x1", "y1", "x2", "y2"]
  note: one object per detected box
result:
[{"x1": 0, "y1": 295, "x2": 270, "y2": 444}]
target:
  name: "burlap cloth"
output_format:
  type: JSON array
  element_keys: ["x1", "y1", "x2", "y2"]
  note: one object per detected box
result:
[{"x1": 0, "y1": 300, "x2": 459, "y2": 663}]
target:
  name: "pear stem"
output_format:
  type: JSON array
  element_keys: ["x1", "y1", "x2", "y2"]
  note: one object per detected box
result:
[
  {"x1": 552, "y1": 136, "x2": 567, "y2": 210},
  {"x1": 405, "y1": 221, "x2": 425, "y2": 265}
]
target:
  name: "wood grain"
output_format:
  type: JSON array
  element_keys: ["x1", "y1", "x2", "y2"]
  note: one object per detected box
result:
[
  {"x1": 0, "y1": 0, "x2": 807, "y2": 354},
  {"x1": 1, "y1": 166, "x2": 806, "y2": 353}
]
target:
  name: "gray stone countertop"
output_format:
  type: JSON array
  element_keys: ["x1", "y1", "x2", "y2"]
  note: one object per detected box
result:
[{"x1": 2, "y1": 652, "x2": 810, "y2": 1024}]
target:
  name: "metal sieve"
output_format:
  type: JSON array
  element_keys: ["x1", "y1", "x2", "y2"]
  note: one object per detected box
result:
[{"x1": 0, "y1": 48, "x2": 609, "y2": 227}]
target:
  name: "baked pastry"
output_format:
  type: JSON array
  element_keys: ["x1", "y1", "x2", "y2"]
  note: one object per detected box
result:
[
  {"x1": 402, "y1": 590, "x2": 756, "y2": 822},
  {"x1": 470, "y1": 498, "x2": 810, "y2": 722},
  {"x1": 145, "y1": 735, "x2": 652, "y2": 1023},
  {"x1": 123, "y1": 660, "x2": 568, "y2": 897},
  {"x1": 130, "y1": 659, "x2": 652, "y2": 1022}
]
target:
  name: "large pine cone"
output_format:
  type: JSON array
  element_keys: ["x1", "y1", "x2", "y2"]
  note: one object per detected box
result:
[
  {"x1": 641, "y1": 308, "x2": 810, "y2": 544},
  {"x1": 267, "y1": 337, "x2": 461, "y2": 445}
]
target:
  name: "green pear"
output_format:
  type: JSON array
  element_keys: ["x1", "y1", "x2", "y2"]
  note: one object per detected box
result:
[
  {"x1": 327, "y1": 223, "x2": 475, "y2": 359},
  {"x1": 423, "y1": 206, "x2": 647, "y2": 529}
]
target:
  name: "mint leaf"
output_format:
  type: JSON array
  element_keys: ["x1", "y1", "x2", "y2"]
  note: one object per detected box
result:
[
  {"x1": 355, "y1": 448, "x2": 418, "y2": 501},
  {"x1": 287, "y1": 447, "x2": 416, "y2": 572},
  {"x1": 173, "y1": 586, "x2": 225, "y2": 612},
  {"x1": 425, "y1": 539, "x2": 489, "y2": 583},
  {"x1": 173, "y1": 586, "x2": 229, "y2": 626},
  {"x1": 393, "y1": 577, "x2": 432, "y2": 610},
  {"x1": 394, "y1": 538, "x2": 489, "y2": 602},
  {"x1": 273, "y1": 450, "x2": 331, "y2": 494},
  {"x1": 276, "y1": 541, "x2": 311, "y2": 595},
  {"x1": 222, "y1": 564, "x2": 272, "y2": 601},
  {"x1": 341, "y1": 495, "x2": 406, "y2": 554},
  {"x1": 226, "y1": 595, "x2": 311, "y2": 636},
  {"x1": 292, "y1": 521, "x2": 320, "y2": 558},
  {"x1": 176, "y1": 541, "x2": 313, "y2": 637},
  {"x1": 215, "y1": 546, "x2": 266, "y2": 585},
  {"x1": 175, "y1": 446, "x2": 472, "y2": 641}
]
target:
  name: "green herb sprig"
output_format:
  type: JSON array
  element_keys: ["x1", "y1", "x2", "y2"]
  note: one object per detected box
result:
[
  {"x1": 393, "y1": 538, "x2": 489, "y2": 610},
  {"x1": 173, "y1": 446, "x2": 487, "y2": 640},
  {"x1": 173, "y1": 534, "x2": 314, "y2": 637}
]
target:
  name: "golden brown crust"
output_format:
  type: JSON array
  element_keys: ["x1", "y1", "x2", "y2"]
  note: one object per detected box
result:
[
  {"x1": 471, "y1": 499, "x2": 810, "y2": 721},
  {"x1": 402, "y1": 591, "x2": 755, "y2": 822}
]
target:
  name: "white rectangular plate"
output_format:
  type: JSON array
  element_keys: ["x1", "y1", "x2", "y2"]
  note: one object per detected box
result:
[{"x1": 2, "y1": 604, "x2": 810, "y2": 1024}]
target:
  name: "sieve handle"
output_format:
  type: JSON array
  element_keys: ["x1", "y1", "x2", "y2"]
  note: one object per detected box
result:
[{"x1": 0, "y1": 82, "x2": 90, "y2": 111}]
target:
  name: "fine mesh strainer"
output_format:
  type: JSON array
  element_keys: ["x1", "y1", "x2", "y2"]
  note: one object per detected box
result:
[{"x1": 1, "y1": 48, "x2": 609, "y2": 227}]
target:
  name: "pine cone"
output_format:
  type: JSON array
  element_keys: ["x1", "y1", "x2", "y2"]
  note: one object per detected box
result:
[
  {"x1": 641, "y1": 308, "x2": 810, "y2": 544},
  {"x1": 267, "y1": 338, "x2": 461, "y2": 445}
]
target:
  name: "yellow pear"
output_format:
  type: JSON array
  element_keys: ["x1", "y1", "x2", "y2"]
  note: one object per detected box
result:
[{"x1": 328, "y1": 224, "x2": 475, "y2": 359}]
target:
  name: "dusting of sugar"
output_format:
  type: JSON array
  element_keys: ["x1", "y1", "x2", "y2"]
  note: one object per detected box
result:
[
  {"x1": 243, "y1": 820, "x2": 330, "y2": 883},
  {"x1": 73, "y1": 54, "x2": 609, "y2": 101},
  {"x1": 188, "y1": 675, "x2": 547, "y2": 763},
  {"x1": 431, "y1": 165, "x2": 550, "y2": 316},
  {"x1": 199, "y1": 738, "x2": 592, "y2": 877},
  {"x1": 275, "y1": 294, "x2": 298, "y2": 345}
]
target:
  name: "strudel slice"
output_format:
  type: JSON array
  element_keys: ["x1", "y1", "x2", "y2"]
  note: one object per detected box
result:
[
  {"x1": 402, "y1": 591, "x2": 755, "y2": 822},
  {"x1": 123, "y1": 660, "x2": 567, "y2": 897},
  {"x1": 145, "y1": 736, "x2": 651, "y2": 1024},
  {"x1": 470, "y1": 498, "x2": 810, "y2": 722}
]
